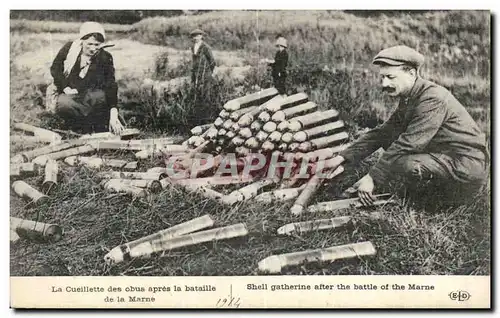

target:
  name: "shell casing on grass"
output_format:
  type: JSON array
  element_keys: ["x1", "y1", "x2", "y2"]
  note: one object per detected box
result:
[
  {"x1": 118, "y1": 128, "x2": 141, "y2": 139},
  {"x1": 237, "y1": 114, "x2": 254, "y2": 127},
  {"x1": 306, "y1": 194, "x2": 393, "y2": 213},
  {"x1": 263, "y1": 94, "x2": 287, "y2": 112},
  {"x1": 10, "y1": 134, "x2": 51, "y2": 146},
  {"x1": 190, "y1": 124, "x2": 213, "y2": 136},
  {"x1": 206, "y1": 127, "x2": 219, "y2": 140},
  {"x1": 222, "y1": 119, "x2": 234, "y2": 130},
  {"x1": 268, "y1": 131, "x2": 282, "y2": 143},
  {"x1": 308, "y1": 131, "x2": 350, "y2": 150},
  {"x1": 254, "y1": 94, "x2": 284, "y2": 112},
  {"x1": 216, "y1": 137, "x2": 226, "y2": 146},
  {"x1": 293, "y1": 120, "x2": 345, "y2": 143},
  {"x1": 238, "y1": 127, "x2": 253, "y2": 139},
  {"x1": 135, "y1": 146, "x2": 188, "y2": 160},
  {"x1": 258, "y1": 111, "x2": 271, "y2": 122},
  {"x1": 10, "y1": 230, "x2": 20, "y2": 243},
  {"x1": 230, "y1": 105, "x2": 259, "y2": 121},
  {"x1": 223, "y1": 87, "x2": 278, "y2": 111},
  {"x1": 245, "y1": 137, "x2": 260, "y2": 149},
  {"x1": 271, "y1": 101, "x2": 317, "y2": 122},
  {"x1": 282, "y1": 152, "x2": 295, "y2": 162},
  {"x1": 11, "y1": 154, "x2": 25, "y2": 164},
  {"x1": 225, "y1": 130, "x2": 236, "y2": 139},
  {"x1": 10, "y1": 162, "x2": 38, "y2": 178},
  {"x1": 294, "y1": 152, "x2": 306, "y2": 161},
  {"x1": 78, "y1": 131, "x2": 117, "y2": 141},
  {"x1": 276, "y1": 216, "x2": 352, "y2": 235},
  {"x1": 33, "y1": 144, "x2": 96, "y2": 166},
  {"x1": 236, "y1": 146, "x2": 251, "y2": 156},
  {"x1": 288, "y1": 143, "x2": 301, "y2": 152},
  {"x1": 98, "y1": 171, "x2": 166, "y2": 181},
  {"x1": 261, "y1": 141, "x2": 276, "y2": 151},
  {"x1": 20, "y1": 139, "x2": 89, "y2": 162},
  {"x1": 281, "y1": 132, "x2": 294, "y2": 143},
  {"x1": 256, "y1": 131, "x2": 269, "y2": 142},
  {"x1": 105, "y1": 178, "x2": 162, "y2": 193},
  {"x1": 219, "y1": 109, "x2": 230, "y2": 119},
  {"x1": 123, "y1": 161, "x2": 139, "y2": 171},
  {"x1": 105, "y1": 158, "x2": 129, "y2": 169},
  {"x1": 104, "y1": 214, "x2": 215, "y2": 265},
  {"x1": 130, "y1": 223, "x2": 249, "y2": 259},
  {"x1": 257, "y1": 241, "x2": 376, "y2": 274},
  {"x1": 13, "y1": 122, "x2": 62, "y2": 144},
  {"x1": 250, "y1": 120, "x2": 263, "y2": 132},
  {"x1": 10, "y1": 216, "x2": 63, "y2": 243},
  {"x1": 94, "y1": 138, "x2": 185, "y2": 151},
  {"x1": 214, "y1": 117, "x2": 224, "y2": 127},
  {"x1": 253, "y1": 185, "x2": 306, "y2": 204},
  {"x1": 277, "y1": 121, "x2": 289, "y2": 132},
  {"x1": 231, "y1": 136, "x2": 245, "y2": 146},
  {"x1": 290, "y1": 164, "x2": 344, "y2": 216},
  {"x1": 12, "y1": 180, "x2": 49, "y2": 206},
  {"x1": 42, "y1": 159, "x2": 58, "y2": 195},
  {"x1": 193, "y1": 137, "x2": 206, "y2": 147},
  {"x1": 265, "y1": 92, "x2": 308, "y2": 112},
  {"x1": 187, "y1": 135, "x2": 202, "y2": 146},
  {"x1": 230, "y1": 122, "x2": 240, "y2": 132},
  {"x1": 217, "y1": 128, "x2": 227, "y2": 136},
  {"x1": 288, "y1": 109, "x2": 340, "y2": 132},
  {"x1": 298, "y1": 142, "x2": 313, "y2": 153},
  {"x1": 173, "y1": 174, "x2": 255, "y2": 187},
  {"x1": 182, "y1": 184, "x2": 224, "y2": 200},
  {"x1": 263, "y1": 121, "x2": 277, "y2": 133},
  {"x1": 102, "y1": 180, "x2": 148, "y2": 198},
  {"x1": 278, "y1": 142, "x2": 288, "y2": 152},
  {"x1": 64, "y1": 156, "x2": 103, "y2": 168},
  {"x1": 147, "y1": 167, "x2": 168, "y2": 174},
  {"x1": 221, "y1": 179, "x2": 276, "y2": 205}
]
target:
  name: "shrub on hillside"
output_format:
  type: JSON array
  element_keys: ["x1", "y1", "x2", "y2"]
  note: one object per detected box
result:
[{"x1": 132, "y1": 10, "x2": 490, "y2": 77}]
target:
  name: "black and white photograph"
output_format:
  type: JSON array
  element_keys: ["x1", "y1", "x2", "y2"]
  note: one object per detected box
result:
[{"x1": 8, "y1": 7, "x2": 492, "y2": 309}]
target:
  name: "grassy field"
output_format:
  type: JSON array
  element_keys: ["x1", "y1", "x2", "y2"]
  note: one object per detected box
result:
[{"x1": 9, "y1": 11, "x2": 491, "y2": 276}]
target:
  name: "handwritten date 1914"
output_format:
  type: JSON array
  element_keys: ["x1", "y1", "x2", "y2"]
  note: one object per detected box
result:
[{"x1": 215, "y1": 284, "x2": 241, "y2": 308}]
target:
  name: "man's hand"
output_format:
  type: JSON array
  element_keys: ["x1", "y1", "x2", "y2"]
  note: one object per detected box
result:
[
  {"x1": 350, "y1": 174, "x2": 376, "y2": 207},
  {"x1": 109, "y1": 108, "x2": 124, "y2": 135},
  {"x1": 63, "y1": 87, "x2": 78, "y2": 95}
]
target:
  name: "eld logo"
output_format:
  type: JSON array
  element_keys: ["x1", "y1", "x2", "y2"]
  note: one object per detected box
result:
[{"x1": 449, "y1": 290, "x2": 471, "y2": 302}]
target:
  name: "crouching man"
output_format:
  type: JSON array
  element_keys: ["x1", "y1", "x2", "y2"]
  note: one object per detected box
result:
[
  {"x1": 46, "y1": 21, "x2": 124, "y2": 134},
  {"x1": 337, "y1": 45, "x2": 489, "y2": 208}
]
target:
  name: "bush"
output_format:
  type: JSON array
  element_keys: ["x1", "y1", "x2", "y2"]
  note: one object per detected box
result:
[
  {"x1": 120, "y1": 75, "x2": 243, "y2": 134},
  {"x1": 132, "y1": 10, "x2": 490, "y2": 77},
  {"x1": 10, "y1": 10, "x2": 187, "y2": 25}
]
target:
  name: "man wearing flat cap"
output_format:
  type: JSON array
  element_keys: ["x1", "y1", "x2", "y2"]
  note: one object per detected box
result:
[
  {"x1": 337, "y1": 45, "x2": 489, "y2": 207},
  {"x1": 47, "y1": 21, "x2": 124, "y2": 134},
  {"x1": 190, "y1": 28, "x2": 216, "y2": 100}
]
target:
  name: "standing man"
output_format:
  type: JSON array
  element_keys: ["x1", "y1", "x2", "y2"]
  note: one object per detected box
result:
[
  {"x1": 266, "y1": 36, "x2": 288, "y2": 96},
  {"x1": 190, "y1": 28, "x2": 216, "y2": 100},
  {"x1": 47, "y1": 21, "x2": 124, "y2": 134},
  {"x1": 337, "y1": 45, "x2": 489, "y2": 207}
]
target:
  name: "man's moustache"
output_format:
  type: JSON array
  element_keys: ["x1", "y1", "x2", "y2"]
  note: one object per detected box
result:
[{"x1": 382, "y1": 87, "x2": 395, "y2": 92}]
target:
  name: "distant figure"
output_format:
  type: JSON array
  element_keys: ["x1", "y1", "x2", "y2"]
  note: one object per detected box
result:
[
  {"x1": 47, "y1": 21, "x2": 124, "y2": 134},
  {"x1": 337, "y1": 45, "x2": 489, "y2": 208},
  {"x1": 266, "y1": 36, "x2": 288, "y2": 96},
  {"x1": 190, "y1": 29, "x2": 216, "y2": 99}
]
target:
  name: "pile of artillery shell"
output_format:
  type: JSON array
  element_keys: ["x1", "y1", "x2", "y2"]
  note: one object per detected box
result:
[{"x1": 183, "y1": 89, "x2": 350, "y2": 163}]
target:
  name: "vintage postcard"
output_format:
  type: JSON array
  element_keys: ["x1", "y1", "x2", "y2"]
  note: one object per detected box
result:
[{"x1": 8, "y1": 8, "x2": 491, "y2": 309}]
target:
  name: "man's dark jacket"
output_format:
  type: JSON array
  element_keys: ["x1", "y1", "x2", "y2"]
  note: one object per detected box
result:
[{"x1": 339, "y1": 77, "x2": 488, "y2": 186}]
